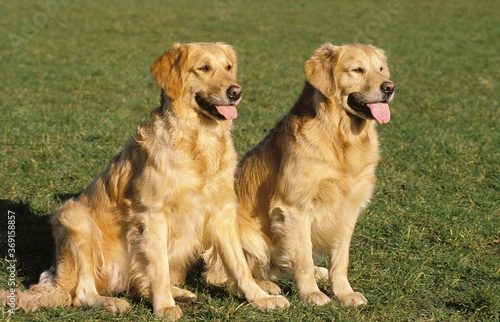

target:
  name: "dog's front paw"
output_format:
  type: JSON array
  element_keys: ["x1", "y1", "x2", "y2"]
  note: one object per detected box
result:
[
  {"x1": 300, "y1": 291, "x2": 331, "y2": 305},
  {"x1": 337, "y1": 292, "x2": 367, "y2": 307},
  {"x1": 252, "y1": 295, "x2": 290, "y2": 311},
  {"x1": 155, "y1": 306, "x2": 182, "y2": 321}
]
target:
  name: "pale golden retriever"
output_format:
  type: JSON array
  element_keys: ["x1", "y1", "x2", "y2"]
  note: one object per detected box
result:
[
  {"x1": 211, "y1": 43, "x2": 395, "y2": 307},
  {"x1": 4, "y1": 42, "x2": 288, "y2": 320}
]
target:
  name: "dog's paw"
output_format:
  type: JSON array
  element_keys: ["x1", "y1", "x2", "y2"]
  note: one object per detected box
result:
[
  {"x1": 255, "y1": 280, "x2": 282, "y2": 295},
  {"x1": 300, "y1": 291, "x2": 331, "y2": 305},
  {"x1": 337, "y1": 292, "x2": 367, "y2": 307},
  {"x1": 252, "y1": 295, "x2": 290, "y2": 311},
  {"x1": 101, "y1": 297, "x2": 131, "y2": 314},
  {"x1": 171, "y1": 286, "x2": 197, "y2": 303},
  {"x1": 155, "y1": 305, "x2": 182, "y2": 321},
  {"x1": 313, "y1": 266, "x2": 329, "y2": 280}
]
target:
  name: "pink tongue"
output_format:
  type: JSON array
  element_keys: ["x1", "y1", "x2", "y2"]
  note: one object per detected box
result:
[
  {"x1": 367, "y1": 102, "x2": 391, "y2": 124},
  {"x1": 215, "y1": 105, "x2": 238, "y2": 120}
]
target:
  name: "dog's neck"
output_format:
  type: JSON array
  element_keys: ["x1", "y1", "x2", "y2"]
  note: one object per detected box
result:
[
  {"x1": 160, "y1": 90, "x2": 172, "y2": 109},
  {"x1": 290, "y1": 81, "x2": 373, "y2": 138},
  {"x1": 290, "y1": 82, "x2": 319, "y2": 119}
]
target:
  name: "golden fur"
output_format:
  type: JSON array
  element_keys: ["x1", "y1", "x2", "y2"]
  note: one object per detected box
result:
[
  {"x1": 212, "y1": 43, "x2": 395, "y2": 307},
  {"x1": 4, "y1": 42, "x2": 288, "y2": 320}
]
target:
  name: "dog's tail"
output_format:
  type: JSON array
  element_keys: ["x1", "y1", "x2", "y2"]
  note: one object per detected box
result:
[
  {"x1": 238, "y1": 216, "x2": 274, "y2": 279},
  {"x1": 1, "y1": 269, "x2": 71, "y2": 312}
]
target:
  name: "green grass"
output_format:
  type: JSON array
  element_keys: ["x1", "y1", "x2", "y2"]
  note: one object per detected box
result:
[{"x1": 0, "y1": 0, "x2": 499, "y2": 321}]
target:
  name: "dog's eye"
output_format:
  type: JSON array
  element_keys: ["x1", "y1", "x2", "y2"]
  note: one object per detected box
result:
[
  {"x1": 198, "y1": 65, "x2": 210, "y2": 72},
  {"x1": 352, "y1": 68, "x2": 364, "y2": 73}
]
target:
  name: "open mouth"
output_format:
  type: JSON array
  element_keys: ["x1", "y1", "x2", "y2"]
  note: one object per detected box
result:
[
  {"x1": 195, "y1": 94, "x2": 238, "y2": 120},
  {"x1": 347, "y1": 94, "x2": 391, "y2": 124}
]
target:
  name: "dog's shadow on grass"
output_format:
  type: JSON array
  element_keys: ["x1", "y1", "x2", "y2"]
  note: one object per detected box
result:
[{"x1": 0, "y1": 194, "x2": 78, "y2": 287}]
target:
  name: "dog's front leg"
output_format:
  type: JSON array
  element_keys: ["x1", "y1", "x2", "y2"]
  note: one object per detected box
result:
[
  {"x1": 270, "y1": 206, "x2": 331, "y2": 306},
  {"x1": 141, "y1": 211, "x2": 182, "y2": 320},
  {"x1": 328, "y1": 217, "x2": 367, "y2": 307}
]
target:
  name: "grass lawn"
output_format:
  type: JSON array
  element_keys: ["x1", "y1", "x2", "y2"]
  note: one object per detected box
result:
[{"x1": 0, "y1": 0, "x2": 498, "y2": 321}]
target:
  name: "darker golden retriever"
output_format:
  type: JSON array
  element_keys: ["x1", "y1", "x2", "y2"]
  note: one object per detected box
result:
[
  {"x1": 3, "y1": 42, "x2": 288, "y2": 320},
  {"x1": 210, "y1": 43, "x2": 395, "y2": 307}
]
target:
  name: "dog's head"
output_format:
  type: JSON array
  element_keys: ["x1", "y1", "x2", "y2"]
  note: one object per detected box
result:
[
  {"x1": 151, "y1": 42, "x2": 241, "y2": 121},
  {"x1": 304, "y1": 43, "x2": 395, "y2": 124}
]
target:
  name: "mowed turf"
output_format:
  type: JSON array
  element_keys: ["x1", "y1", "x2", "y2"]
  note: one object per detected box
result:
[{"x1": 0, "y1": 0, "x2": 498, "y2": 321}]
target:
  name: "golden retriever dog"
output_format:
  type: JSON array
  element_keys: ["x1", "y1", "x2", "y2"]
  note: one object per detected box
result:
[
  {"x1": 3, "y1": 42, "x2": 288, "y2": 320},
  {"x1": 213, "y1": 43, "x2": 395, "y2": 307}
]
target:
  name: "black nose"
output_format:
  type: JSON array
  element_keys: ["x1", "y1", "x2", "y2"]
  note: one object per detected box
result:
[
  {"x1": 381, "y1": 81, "x2": 395, "y2": 95},
  {"x1": 227, "y1": 85, "x2": 242, "y2": 101}
]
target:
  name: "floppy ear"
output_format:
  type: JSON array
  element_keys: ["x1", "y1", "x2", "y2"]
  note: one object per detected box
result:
[
  {"x1": 150, "y1": 43, "x2": 187, "y2": 100},
  {"x1": 368, "y1": 44, "x2": 388, "y2": 64},
  {"x1": 217, "y1": 42, "x2": 238, "y2": 75},
  {"x1": 304, "y1": 43, "x2": 339, "y2": 97}
]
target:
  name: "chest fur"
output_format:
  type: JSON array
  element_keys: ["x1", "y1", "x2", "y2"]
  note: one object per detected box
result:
[
  {"x1": 285, "y1": 121, "x2": 380, "y2": 212},
  {"x1": 130, "y1": 121, "x2": 236, "y2": 209}
]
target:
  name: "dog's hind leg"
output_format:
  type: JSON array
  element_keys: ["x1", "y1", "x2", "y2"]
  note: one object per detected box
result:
[
  {"x1": 255, "y1": 279, "x2": 282, "y2": 295},
  {"x1": 270, "y1": 206, "x2": 331, "y2": 306},
  {"x1": 1, "y1": 274, "x2": 72, "y2": 313},
  {"x1": 168, "y1": 267, "x2": 197, "y2": 303},
  {"x1": 251, "y1": 267, "x2": 327, "y2": 295},
  {"x1": 171, "y1": 287, "x2": 197, "y2": 303},
  {"x1": 53, "y1": 200, "x2": 130, "y2": 314},
  {"x1": 314, "y1": 266, "x2": 329, "y2": 280}
]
